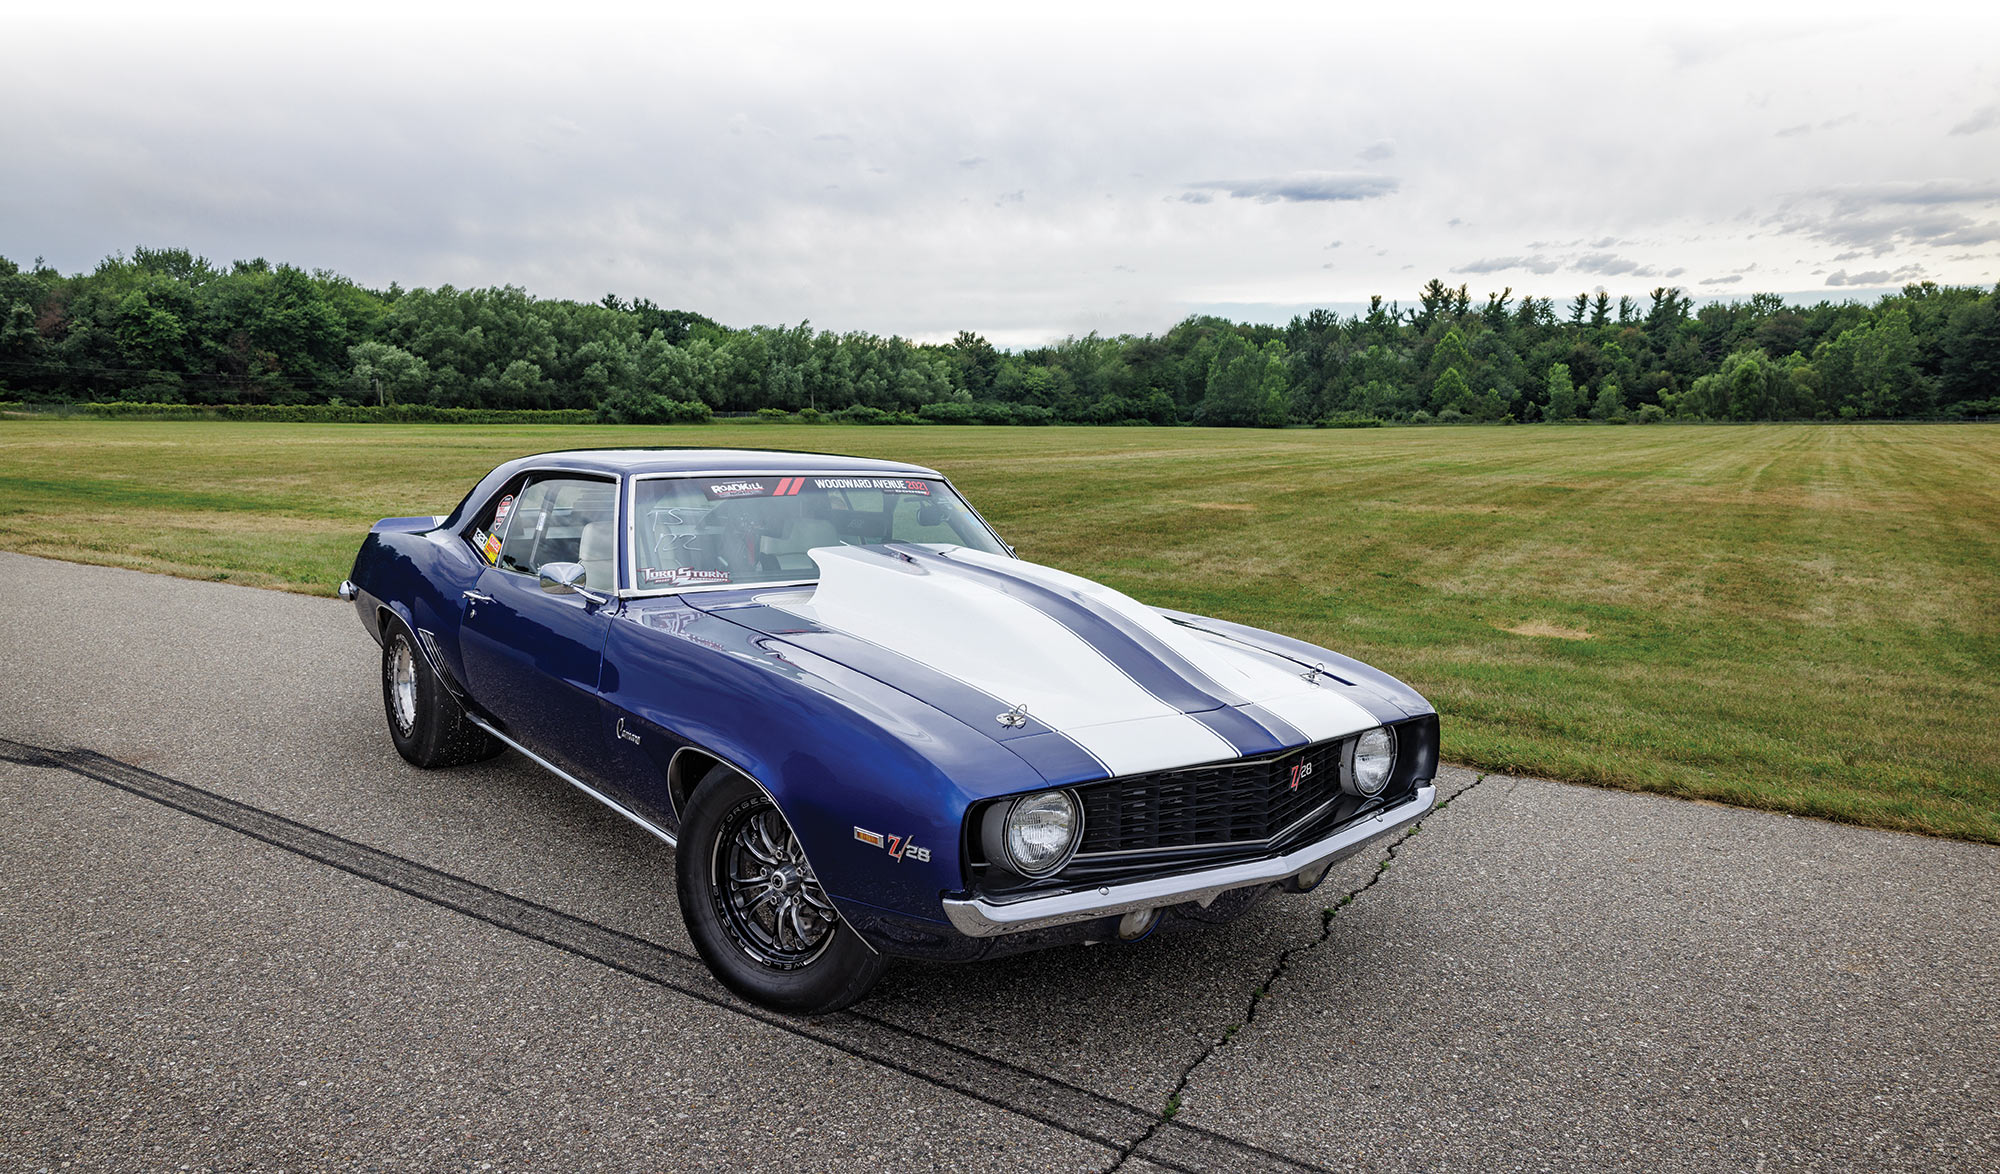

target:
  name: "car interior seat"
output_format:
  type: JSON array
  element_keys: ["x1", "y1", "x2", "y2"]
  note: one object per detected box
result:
[
  {"x1": 577, "y1": 520, "x2": 615, "y2": 590},
  {"x1": 564, "y1": 483, "x2": 618, "y2": 590},
  {"x1": 760, "y1": 494, "x2": 841, "y2": 573}
]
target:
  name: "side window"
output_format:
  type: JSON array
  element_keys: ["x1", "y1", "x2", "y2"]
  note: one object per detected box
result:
[
  {"x1": 494, "y1": 479, "x2": 558, "y2": 572},
  {"x1": 492, "y1": 475, "x2": 620, "y2": 589},
  {"x1": 463, "y1": 476, "x2": 528, "y2": 567}
]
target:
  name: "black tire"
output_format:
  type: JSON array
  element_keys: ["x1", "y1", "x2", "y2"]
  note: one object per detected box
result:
[
  {"x1": 380, "y1": 618, "x2": 500, "y2": 769},
  {"x1": 678, "y1": 764, "x2": 888, "y2": 1014}
]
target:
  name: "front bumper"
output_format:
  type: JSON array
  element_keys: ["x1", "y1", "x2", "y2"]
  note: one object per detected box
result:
[{"x1": 940, "y1": 783, "x2": 1437, "y2": 938}]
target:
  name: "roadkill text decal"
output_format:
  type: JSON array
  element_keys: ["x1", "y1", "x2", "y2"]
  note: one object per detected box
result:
[
  {"x1": 854, "y1": 826, "x2": 931, "y2": 863},
  {"x1": 703, "y1": 480, "x2": 770, "y2": 499}
]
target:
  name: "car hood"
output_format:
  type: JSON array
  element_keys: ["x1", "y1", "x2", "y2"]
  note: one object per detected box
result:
[{"x1": 686, "y1": 544, "x2": 1390, "y2": 784}]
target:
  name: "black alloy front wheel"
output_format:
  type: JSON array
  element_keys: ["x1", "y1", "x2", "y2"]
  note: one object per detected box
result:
[{"x1": 677, "y1": 764, "x2": 887, "y2": 1014}]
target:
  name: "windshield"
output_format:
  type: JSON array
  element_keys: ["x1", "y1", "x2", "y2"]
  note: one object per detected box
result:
[{"x1": 630, "y1": 474, "x2": 1005, "y2": 590}]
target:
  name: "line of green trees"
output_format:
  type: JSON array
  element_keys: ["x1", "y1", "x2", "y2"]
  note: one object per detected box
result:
[{"x1": 3, "y1": 248, "x2": 1996, "y2": 425}]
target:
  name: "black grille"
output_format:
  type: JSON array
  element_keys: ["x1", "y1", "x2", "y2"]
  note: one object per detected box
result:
[{"x1": 1075, "y1": 737, "x2": 1351, "y2": 856}]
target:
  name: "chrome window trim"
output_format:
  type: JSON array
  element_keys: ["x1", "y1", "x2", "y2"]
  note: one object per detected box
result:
[
  {"x1": 459, "y1": 465, "x2": 623, "y2": 576},
  {"x1": 484, "y1": 468, "x2": 623, "y2": 582},
  {"x1": 620, "y1": 470, "x2": 1009, "y2": 597}
]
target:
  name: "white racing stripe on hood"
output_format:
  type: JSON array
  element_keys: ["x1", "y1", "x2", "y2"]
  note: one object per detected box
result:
[
  {"x1": 944, "y1": 548, "x2": 1380, "y2": 743},
  {"x1": 778, "y1": 546, "x2": 1237, "y2": 776}
]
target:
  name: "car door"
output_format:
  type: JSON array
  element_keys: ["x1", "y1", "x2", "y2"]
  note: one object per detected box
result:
[{"x1": 458, "y1": 472, "x2": 621, "y2": 777}]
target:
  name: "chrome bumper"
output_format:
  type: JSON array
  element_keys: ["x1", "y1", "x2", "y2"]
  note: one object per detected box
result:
[
  {"x1": 337, "y1": 579, "x2": 360, "y2": 602},
  {"x1": 941, "y1": 784, "x2": 1436, "y2": 938}
]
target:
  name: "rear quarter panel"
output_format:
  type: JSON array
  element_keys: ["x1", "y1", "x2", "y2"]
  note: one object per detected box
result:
[{"x1": 347, "y1": 525, "x2": 483, "y2": 689}]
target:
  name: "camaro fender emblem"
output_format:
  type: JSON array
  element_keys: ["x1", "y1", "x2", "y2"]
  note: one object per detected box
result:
[
  {"x1": 854, "y1": 827, "x2": 931, "y2": 863},
  {"x1": 615, "y1": 717, "x2": 642, "y2": 746},
  {"x1": 1289, "y1": 760, "x2": 1315, "y2": 791},
  {"x1": 996, "y1": 702, "x2": 1030, "y2": 729}
]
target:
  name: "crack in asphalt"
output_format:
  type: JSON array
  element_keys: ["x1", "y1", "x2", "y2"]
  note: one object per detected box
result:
[
  {"x1": 1103, "y1": 775, "x2": 1489, "y2": 1174},
  {"x1": 2, "y1": 734, "x2": 1343, "y2": 1174}
]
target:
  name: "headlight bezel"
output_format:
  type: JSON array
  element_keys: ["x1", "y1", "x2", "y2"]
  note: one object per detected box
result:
[
  {"x1": 1343, "y1": 725, "x2": 1398, "y2": 798},
  {"x1": 981, "y1": 789, "x2": 1082, "y2": 878}
]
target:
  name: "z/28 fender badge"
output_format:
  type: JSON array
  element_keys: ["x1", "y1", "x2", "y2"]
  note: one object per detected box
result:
[{"x1": 854, "y1": 827, "x2": 931, "y2": 863}]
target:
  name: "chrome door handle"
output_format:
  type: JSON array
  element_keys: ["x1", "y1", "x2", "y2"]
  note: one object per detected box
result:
[{"x1": 462, "y1": 590, "x2": 493, "y2": 603}]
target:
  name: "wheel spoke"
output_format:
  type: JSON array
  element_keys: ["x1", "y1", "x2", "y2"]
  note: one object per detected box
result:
[
  {"x1": 755, "y1": 814, "x2": 789, "y2": 864},
  {"x1": 738, "y1": 825, "x2": 784, "y2": 867},
  {"x1": 713, "y1": 797, "x2": 838, "y2": 968}
]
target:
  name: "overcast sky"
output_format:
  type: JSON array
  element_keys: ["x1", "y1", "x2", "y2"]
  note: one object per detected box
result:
[{"x1": 5, "y1": 1, "x2": 1998, "y2": 345}]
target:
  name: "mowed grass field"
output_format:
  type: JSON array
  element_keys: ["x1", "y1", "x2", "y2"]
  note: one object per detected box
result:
[{"x1": 3, "y1": 418, "x2": 1996, "y2": 843}]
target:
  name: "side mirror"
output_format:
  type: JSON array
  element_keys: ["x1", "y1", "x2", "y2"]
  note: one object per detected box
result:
[{"x1": 538, "y1": 561, "x2": 610, "y2": 606}]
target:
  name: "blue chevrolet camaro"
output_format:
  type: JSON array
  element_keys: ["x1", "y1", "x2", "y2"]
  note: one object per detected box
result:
[{"x1": 342, "y1": 448, "x2": 1439, "y2": 1013}]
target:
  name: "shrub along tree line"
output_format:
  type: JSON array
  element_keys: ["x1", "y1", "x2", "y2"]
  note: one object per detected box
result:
[{"x1": 2, "y1": 248, "x2": 1996, "y2": 426}]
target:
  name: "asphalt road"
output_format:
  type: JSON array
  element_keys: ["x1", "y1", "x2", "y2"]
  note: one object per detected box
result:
[{"x1": 1, "y1": 550, "x2": 1995, "y2": 1173}]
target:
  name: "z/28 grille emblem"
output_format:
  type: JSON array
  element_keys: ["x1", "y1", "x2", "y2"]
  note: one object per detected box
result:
[
  {"x1": 1289, "y1": 761, "x2": 1314, "y2": 791},
  {"x1": 854, "y1": 827, "x2": 931, "y2": 863}
]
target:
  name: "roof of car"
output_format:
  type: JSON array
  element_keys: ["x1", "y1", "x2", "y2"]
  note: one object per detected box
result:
[{"x1": 514, "y1": 448, "x2": 942, "y2": 478}]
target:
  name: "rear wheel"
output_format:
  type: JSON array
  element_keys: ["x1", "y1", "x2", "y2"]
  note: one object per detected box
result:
[
  {"x1": 678, "y1": 764, "x2": 887, "y2": 1014},
  {"x1": 381, "y1": 619, "x2": 499, "y2": 768}
]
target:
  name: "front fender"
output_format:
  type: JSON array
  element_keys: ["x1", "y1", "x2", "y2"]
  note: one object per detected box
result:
[{"x1": 601, "y1": 599, "x2": 1045, "y2": 931}]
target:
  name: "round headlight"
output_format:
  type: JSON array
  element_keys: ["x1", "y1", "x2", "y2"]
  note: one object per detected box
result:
[
  {"x1": 1004, "y1": 790, "x2": 1078, "y2": 876},
  {"x1": 1349, "y1": 726, "x2": 1396, "y2": 797}
]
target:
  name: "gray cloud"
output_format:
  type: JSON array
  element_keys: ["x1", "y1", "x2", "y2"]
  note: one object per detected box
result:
[
  {"x1": 1665, "y1": 267, "x2": 1686, "y2": 277},
  {"x1": 958, "y1": 156, "x2": 985, "y2": 169},
  {"x1": 1776, "y1": 123, "x2": 1812, "y2": 138},
  {"x1": 1950, "y1": 105, "x2": 2000, "y2": 136},
  {"x1": 1815, "y1": 179, "x2": 2000, "y2": 210},
  {"x1": 1574, "y1": 252, "x2": 1658, "y2": 277},
  {"x1": 1184, "y1": 171, "x2": 1400, "y2": 203},
  {"x1": 1701, "y1": 274, "x2": 1743, "y2": 285},
  {"x1": 1826, "y1": 265, "x2": 1925, "y2": 286},
  {"x1": 1356, "y1": 140, "x2": 1395, "y2": 162},
  {"x1": 1454, "y1": 255, "x2": 1562, "y2": 275},
  {"x1": 1790, "y1": 210, "x2": 2000, "y2": 251},
  {"x1": 1770, "y1": 179, "x2": 2000, "y2": 265}
]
